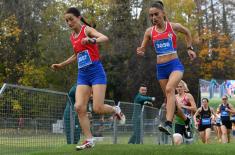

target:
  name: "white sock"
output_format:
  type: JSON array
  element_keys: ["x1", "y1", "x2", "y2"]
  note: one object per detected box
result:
[
  {"x1": 113, "y1": 106, "x2": 118, "y2": 113},
  {"x1": 87, "y1": 138, "x2": 94, "y2": 142}
]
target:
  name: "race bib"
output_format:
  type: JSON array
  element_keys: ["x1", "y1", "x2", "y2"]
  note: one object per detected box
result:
[
  {"x1": 201, "y1": 118, "x2": 211, "y2": 125},
  {"x1": 154, "y1": 37, "x2": 174, "y2": 55},
  {"x1": 221, "y1": 111, "x2": 229, "y2": 117},
  {"x1": 216, "y1": 118, "x2": 221, "y2": 124},
  {"x1": 77, "y1": 50, "x2": 92, "y2": 68}
]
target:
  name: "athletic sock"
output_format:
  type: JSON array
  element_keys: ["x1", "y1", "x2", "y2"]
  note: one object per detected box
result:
[
  {"x1": 87, "y1": 138, "x2": 94, "y2": 142},
  {"x1": 165, "y1": 121, "x2": 172, "y2": 128}
]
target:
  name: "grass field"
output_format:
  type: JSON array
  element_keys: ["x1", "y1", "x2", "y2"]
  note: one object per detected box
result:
[
  {"x1": 0, "y1": 133, "x2": 159, "y2": 155},
  {"x1": 1, "y1": 126, "x2": 234, "y2": 155},
  {"x1": 1, "y1": 135, "x2": 235, "y2": 155},
  {"x1": 30, "y1": 143, "x2": 235, "y2": 155},
  {"x1": 0, "y1": 134, "x2": 66, "y2": 155},
  {"x1": 200, "y1": 92, "x2": 235, "y2": 108}
]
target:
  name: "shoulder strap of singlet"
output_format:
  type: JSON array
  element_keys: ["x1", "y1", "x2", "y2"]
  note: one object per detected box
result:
[
  {"x1": 81, "y1": 25, "x2": 86, "y2": 35},
  {"x1": 166, "y1": 21, "x2": 170, "y2": 30},
  {"x1": 219, "y1": 103, "x2": 223, "y2": 110},
  {"x1": 183, "y1": 94, "x2": 189, "y2": 104},
  {"x1": 167, "y1": 21, "x2": 177, "y2": 37},
  {"x1": 150, "y1": 26, "x2": 155, "y2": 40},
  {"x1": 200, "y1": 106, "x2": 204, "y2": 114},
  {"x1": 208, "y1": 106, "x2": 211, "y2": 115}
]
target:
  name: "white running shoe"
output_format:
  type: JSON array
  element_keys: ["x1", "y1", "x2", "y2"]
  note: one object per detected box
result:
[
  {"x1": 114, "y1": 106, "x2": 126, "y2": 125},
  {"x1": 76, "y1": 140, "x2": 95, "y2": 151}
]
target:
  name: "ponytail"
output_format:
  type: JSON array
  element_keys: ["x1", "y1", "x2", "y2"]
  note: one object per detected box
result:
[
  {"x1": 66, "y1": 7, "x2": 96, "y2": 28},
  {"x1": 81, "y1": 17, "x2": 96, "y2": 28}
]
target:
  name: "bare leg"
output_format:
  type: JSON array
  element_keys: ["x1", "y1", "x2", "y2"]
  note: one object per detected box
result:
[
  {"x1": 74, "y1": 85, "x2": 92, "y2": 139},
  {"x1": 205, "y1": 128, "x2": 211, "y2": 144},
  {"x1": 92, "y1": 84, "x2": 116, "y2": 114},
  {"x1": 216, "y1": 126, "x2": 222, "y2": 143},
  {"x1": 159, "y1": 71, "x2": 183, "y2": 122},
  {"x1": 199, "y1": 131, "x2": 206, "y2": 143},
  {"x1": 227, "y1": 129, "x2": 231, "y2": 143},
  {"x1": 221, "y1": 125, "x2": 228, "y2": 143}
]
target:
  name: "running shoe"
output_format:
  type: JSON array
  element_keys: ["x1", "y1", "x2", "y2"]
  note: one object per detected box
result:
[
  {"x1": 114, "y1": 106, "x2": 126, "y2": 124},
  {"x1": 158, "y1": 124, "x2": 172, "y2": 135},
  {"x1": 76, "y1": 140, "x2": 95, "y2": 151}
]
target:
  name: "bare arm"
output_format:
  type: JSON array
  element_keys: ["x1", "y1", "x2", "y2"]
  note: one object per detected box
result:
[
  {"x1": 181, "y1": 94, "x2": 197, "y2": 113},
  {"x1": 136, "y1": 27, "x2": 152, "y2": 56},
  {"x1": 227, "y1": 103, "x2": 235, "y2": 114},
  {"x1": 210, "y1": 107, "x2": 217, "y2": 119},
  {"x1": 83, "y1": 26, "x2": 109, "y2": 44},
  {"x1": 193, "y1": 107, "x2": 202, "y2": 128},
  {"x1": 171, "y1": 22, "x2": 196, "y2": 60},
  {"x1": 51, "y1": 54, "x2": 77, "y2": 70}
]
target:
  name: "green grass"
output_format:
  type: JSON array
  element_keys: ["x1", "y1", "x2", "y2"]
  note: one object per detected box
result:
[
  {"x1": 1, "y1": 136, "x2": 235, "y2": 155},
  {"x1": 0, "y1": 133, "x2": 159, "y2": 155},
  {"x1": 208, "y1": 98, "x2": 235, "y2": 108},
  {"x1": 0, "y1": 134, "x2": 66, "y2": 155},
  {"x1": 30, "y1": 143, "x2": 235, "y2": 155},
  {"x1": 201, "y1": 92, "x2": 235, "y2": 108},
  {"x1": 0, "y1": 129, "x2": 233, "y2": 155}
]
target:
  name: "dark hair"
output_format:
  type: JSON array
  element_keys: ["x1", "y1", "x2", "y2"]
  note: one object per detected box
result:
[
  {"x1": 66, "y1": 7, "x2": 95, "y2": 28},
  {"x1": 202, "y1": 98, "x2": 209, "y2": 102},
  {"x1": 150, "y1": 1, "x2": 167, "y2": 21},
  {"x1": 140, "y1": 84, "x2": 147, "y2": 88},
  {"x1": 151, "y1": 1, "x2": 164, "y2": 10},
  {"x1": 222, "y1": 95, "x2": 228, "y2": 100}
]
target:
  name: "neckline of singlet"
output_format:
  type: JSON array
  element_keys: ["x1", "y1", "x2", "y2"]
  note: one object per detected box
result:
[
  {"x1": 72, "y1": 25, "x2": 85, "y2": 39},
  {"x1": 177, "y1": 93, "x2": 187, "y2": 103},
  {"x1": 154, "y1": 21, "x2": 168, "y2": 34},
  {"x1": 221, "y1": 103, "x2": 230, "y2": 108},
  {"x1": 202, "y1": 106, "x2": 210, "y2": 111}
]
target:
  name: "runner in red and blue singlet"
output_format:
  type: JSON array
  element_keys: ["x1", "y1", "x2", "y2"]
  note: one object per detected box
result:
[{"x1": 137, "y1": 1, "x2": 196, "y2": 135}]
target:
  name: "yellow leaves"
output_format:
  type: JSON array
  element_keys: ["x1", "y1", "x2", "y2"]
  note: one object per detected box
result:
[
  {"x1": 200, "y1": 28, "x2": 213, "y2": 41},
  {"x1": 18, "y1": 62, "x2": 47, "y2": 88},
  {"x1": 0, "y1": 15, "x2": 21, "y2": 50},
  {"x1": 12, "y1": 100, "x2": 22, "y2": 112},
  {"x1": 163, "y1": 0, "x2": 196, "y2": 21},
  {"x1": 179, "y1": 0, "x2": 195, "y2": 15},
  {"x1": 198, "y1": 48, "x2": 209, "y2": 57},
  {"x1": 198, "y1": 29, "x2": 233, "y2": 79},
  {"x1": 0, "y1": 15, "x2": 21, "y2": 41}
]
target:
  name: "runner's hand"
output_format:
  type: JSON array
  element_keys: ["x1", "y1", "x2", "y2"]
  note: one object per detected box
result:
[
  {"x1": 187, "y1": 49, "x2": 196, "y2": 61},
  {"x1": 51, "y1": 64, "x2": 63, "y2": 70},
  {"x1": 81, "y1": 37, "x2": 96, "y2": 45},
  {"x1": 137, "y1": 47, "x2": 145, "y2": 56}
]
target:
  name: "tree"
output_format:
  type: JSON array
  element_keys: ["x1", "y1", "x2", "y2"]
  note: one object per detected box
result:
[{"x1": 0, "y1": 15, "x2": 21, "y2": 84}]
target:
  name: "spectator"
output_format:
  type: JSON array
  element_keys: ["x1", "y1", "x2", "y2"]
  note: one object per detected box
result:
[{"x1": 128, "y1": 84, "x2": 155, "y2": 144}]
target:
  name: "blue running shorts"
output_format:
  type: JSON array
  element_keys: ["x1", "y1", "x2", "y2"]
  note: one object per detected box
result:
[
  {"x1": 77, "y1": 61, "x2": 107, "y2": 86},
  {"x1": 156, "y1": 58, "x2": 184, "y2": 80}
]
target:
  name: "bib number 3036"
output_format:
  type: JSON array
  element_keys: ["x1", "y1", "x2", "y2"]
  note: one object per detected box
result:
[{"x1": 77, "y1": 50, "x2": 92, "y2": 69}]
